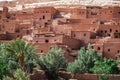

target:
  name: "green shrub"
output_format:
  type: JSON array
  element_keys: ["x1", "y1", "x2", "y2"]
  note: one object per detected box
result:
[
  {"x1": 91, "y1": 58, "x2": 119, "y2": 74},
  {"x1": 37, "y1": 47, "x2": 67, "y2": 80},
  {"x1": 67, "y1": 44, "x2": 101, "y2": 74},
  {"x1": 3, "y1": 69, "x2": 30, "y2": 80},
  {"x1": 0, "y1": 60, "x2": 10, "y2": 79}
]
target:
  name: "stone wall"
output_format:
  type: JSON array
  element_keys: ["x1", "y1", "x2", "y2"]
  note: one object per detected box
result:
[{"x1": 30, "y1": 70, "x2": 120, "y2": 80}]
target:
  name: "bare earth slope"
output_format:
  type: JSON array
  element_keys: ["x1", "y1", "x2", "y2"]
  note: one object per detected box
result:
[{"x1": 24, "y1": 0, "x2": 120, "y2": 7}]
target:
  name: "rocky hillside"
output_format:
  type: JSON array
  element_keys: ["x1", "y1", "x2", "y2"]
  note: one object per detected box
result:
[
  {"x1": 60, "y1": 0, "x2": 120, "y2": 6},
  {"x1": 23, "y1": 0, "x2": 120, "y2": 7},
  {"x1": 1, "y1": 0, "x2": 120, "y2": 6}
]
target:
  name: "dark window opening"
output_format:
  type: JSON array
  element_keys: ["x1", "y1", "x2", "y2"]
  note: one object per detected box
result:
[
  {"x1": 74, "y1": 34, "x2": 76, "y2": 37},
  {"x1": 45, "y1": 39, "x2": 49, "y2": 43},
  {"x1": 97, "y1": 47, "x2": 100, "y2": 50},
  {"x1": 105, "y1": 30, "x2": 107, "y2": 33},
  {"x1": 17, "y1": 35, "x2": 19, "y2": 37},
  {"x1": 82, "y1": 12, "x2": 84, "y2": 14},
  {"x1": 115, "y1": 36, "x2": 118, "y2": 38},
  {"x1": 101, "y1": 30, "x2": 103, "y2": 33},
  {"x1": 91, "y1": 46, "x2": 93, "y2": 49},
  {"x1": 100, "y1": 22, "x2": 104, "y2": 24},
  {"x1": 108, "y1": 49, "x2": 110, "y2": 52},
  {"x1": 116, "y1": 30, "x2": 118, "y2": 32},
  {"x1": 117, "y1": 50, "x2": 120, "y2": 53},
  {"x1": 108, "y1": 34, "x2": 111, "y2": 36},
  {"x1": 43, "y1": 16, "x2": 45, "y2": 19},
  {"x1": 15, "y1": 29, "x2": 20, "y2": 33},
  {"x1": 72, "y1": 55, "x2": 77, "y2": 58},
  {"x1": 41, "y1": 50, "x2": 43, "y2": 53},
  {"x1": 118, "y1": 12, "x2": 120, "y2": 14},
  {"x1": 7, "y1": 16, "x2": 10, "y2": 19},
  {"x1": 110, "y1": 29, "x2": 112, "y2": 32},
  {"x1": 83, "y1": 33, "x2": 86, "y2": 36},
  {"x1": 91, "y1": 12, "x2": 97, "y2": 15},
  {"x1": 36, "y1": 41, "x2": 38, "y2": 43}
]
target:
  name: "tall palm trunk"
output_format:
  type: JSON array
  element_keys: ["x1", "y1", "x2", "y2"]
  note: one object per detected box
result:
[{"x1": 19, "y1": 53, "x2": 24, "y2": 70}]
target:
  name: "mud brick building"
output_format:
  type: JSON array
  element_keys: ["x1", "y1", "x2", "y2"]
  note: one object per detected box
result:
[{"x1": 0, "y1": 5, "x2": 120, "y2": 60}]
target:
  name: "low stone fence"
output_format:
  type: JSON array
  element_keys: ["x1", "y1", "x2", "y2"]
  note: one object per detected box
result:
[
  {"x1": 30, "y1": 69, "x2": 120, "y2": 80},
  {"x1": 58, "y1": 71, "x2": 120, "y2": 80},
  {"x1": 30, "y1": 69, "x2": 47, "y2": 80}
]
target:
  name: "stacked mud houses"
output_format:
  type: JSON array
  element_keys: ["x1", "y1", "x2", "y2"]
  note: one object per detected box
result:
[{"x1": 0, "y1": 5, "x2": 120, "y2": 61}]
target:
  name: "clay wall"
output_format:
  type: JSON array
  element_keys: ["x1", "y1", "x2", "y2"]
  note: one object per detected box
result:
[
  {"x1": 97, "y1": 25, "x2": 120, "y2": 37},
  {"x1": 71, "y1": 8, "x2": 87, "y2": 19},
  {"x1": 53, "y1": 25, "x2": 72, "y2": 36},
  {"x1": 103, "y1": 39, "x2": 120, "y2": 59},
  {"x1": 15, "y1": 12, "x2": 33, "y2": 20},
  {"x1": 30, "y1": 70, "x2": 120, "y2": 80},
  {"x1": 92, "y1": 38, "x2": 120, "y2": 59},
  {"x1": 0, "y1": 19, "x2": 16, "y2": 34},
  {"x1": 33, "y1": 7, "x2": 56, "y2": 20},
  {"x1": 63, "y1": 36, "x2": 81, "y2": 50},
  {"x1": 57, "y1": 8, "x2": 73, "y2": 13},
  {"x1": 2, "y1": 7, "x2": 8, "y2": 19},
  {"x1": 100, "y1": 7, "x2": 120, "y2": 19},
  {"x1": 71, "y1": 31, "x2": 93, "y2": 44},
  {"x1": 87, "y1": 6, "x2": 102, "y2": 18},
  {"x1": 92, "y1": 44, "x2": 104, "y2": 56},
  {"x1": 33, "y1": 34, "x2": 63, "y2": 44},
  {"x1": 33, "y1": 43, "x2": 57, "y2": 54},
  {"x1": 6, "y1": 33, "x2": 22, "y2": 40}
]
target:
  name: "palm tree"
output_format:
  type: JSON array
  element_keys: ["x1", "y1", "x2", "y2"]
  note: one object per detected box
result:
[{"x1": 5, "y1": 38, "x2": 36, "y2": 70}]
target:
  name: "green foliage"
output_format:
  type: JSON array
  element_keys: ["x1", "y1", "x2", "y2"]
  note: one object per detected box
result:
[
  {"x1": 24, "y1": 52, "x2": 38, "y2": 73},
  {"x1": 37, "y1": 47, "x2": 67, "y2": 80},
  {"x1": 0, "y1": 60, "x2": 10, "y2": 79},
  {"x1": 67, "y1": 44, "x2": 101, "y2": 74},
  {"x1": 13, "y1": 69, "x2": 30, "y2": 80},
  {"x1": 5, "y1": 38, "x2": 37, "y2": 73},
  {"x1": 3, "y1": 76, "x2": 12, "y2": 80},
  {"x1": 91, "y1": 58, "x2": 119, "y2": 74},
  {"x1": 99, "y1": 75, "x2": 108, "y2": 80},
  {"x1": 3, "y1": 69, "x2": 30, "y2": 80}
]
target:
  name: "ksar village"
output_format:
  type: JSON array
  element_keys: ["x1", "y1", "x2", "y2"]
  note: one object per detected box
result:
[{"x1": 0, "y1": 0, "x2": 120, "y2": 80}]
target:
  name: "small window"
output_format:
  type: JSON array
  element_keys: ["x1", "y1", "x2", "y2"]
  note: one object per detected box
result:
[
  {"x1": 117, "y1": 50, "x2": 119, "y2": 53},
  {"x1": 97, "y1": 47, "x2": 100, "y2": 50},
  {"x1": 43, "y1": 16, "x2": 45, "y2": 19},
  {"x1": 72, "y1": 55, "x2": 77, "y2": 58},
  {"x1": 116, "y1": 30, "x2": 118, "y2": 32},
  {"x1": 41, "y1": 50, "x2": 43, "y2": 53},
  {"x1": 45, "y1": 39, "x2": 49, "y2": 43},
  {"x1": 36, "y1": 41, "x2": 38, "y2": 43},
  {"x1": 83, "y1": 33, "x2": 86, "y2": 36},
  {"x1": 110, "y1": 29, "x2": 112, "y2": 32},
  {"x1": 74, "y1": 34, "x2": 76, "y2": 37},
  {"x1": 82, "y1": 12, "x2": 84, "y2": 14},
  {"x1": 115, "y1": 36, "x2": 118, "y2": 38},
  {"x1": 17, "y1": 35, "x2": 19, "y2": 37},
  {"x1": 108, "y1": 34, "x2": 111, "y2": 36},
  {"x1": 108, "y1": 49, "x2": 110, "y2": 52},
  {"x1": 105, "y1": 30, "x2": 107, "y2": 33},
  {"x1": 91, "y1": 46, "x2": 93, "y2": 49},
  {"x1": 101, "y1": 30, "x2": 103, "y2": 33}
]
